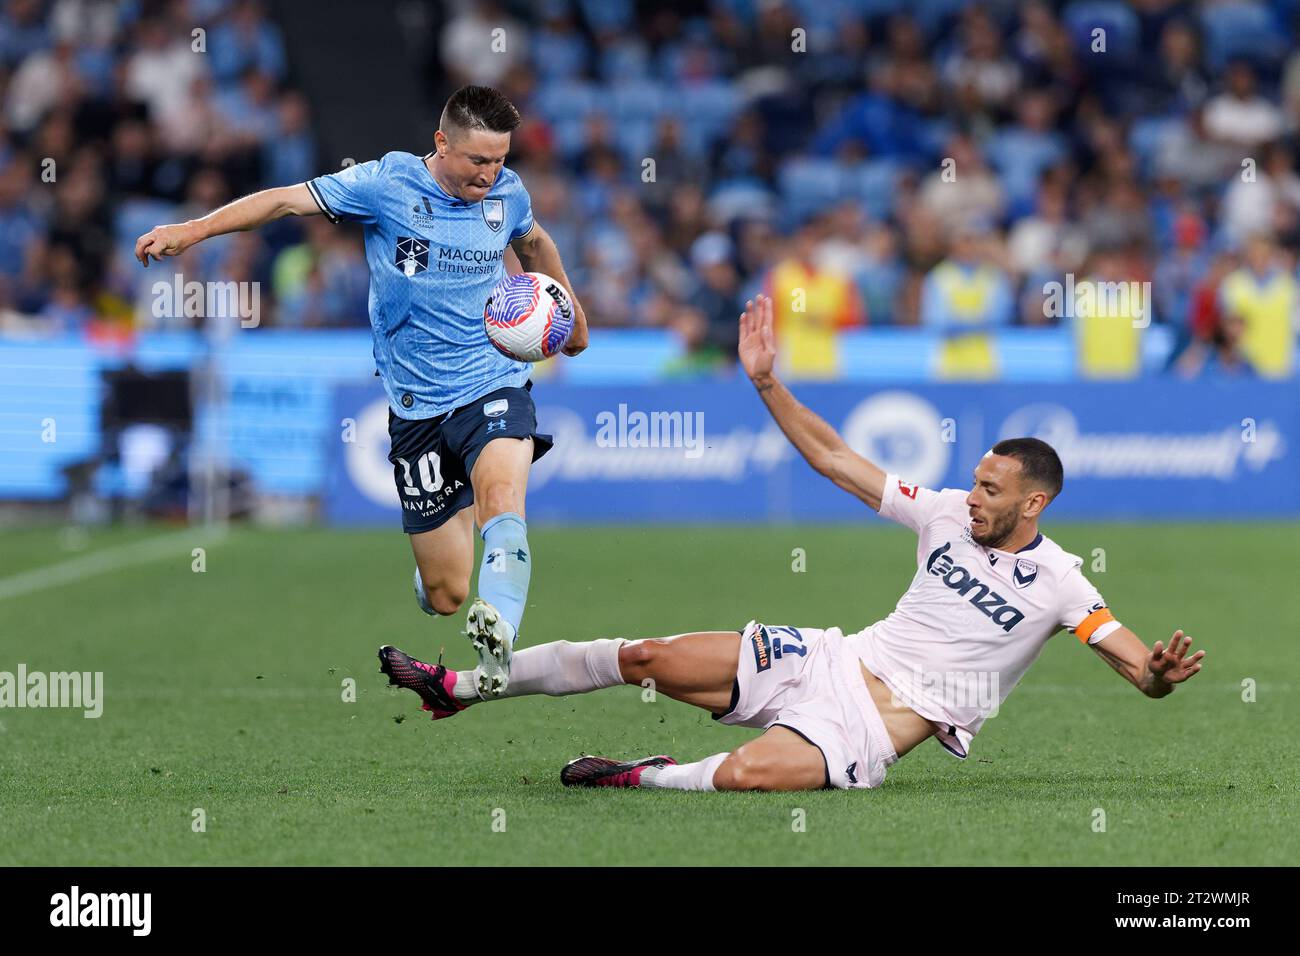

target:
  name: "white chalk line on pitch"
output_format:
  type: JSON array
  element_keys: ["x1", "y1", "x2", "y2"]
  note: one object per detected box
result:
[{"x1": 0, "y1": 528, "x2": 227, "y2": 602}]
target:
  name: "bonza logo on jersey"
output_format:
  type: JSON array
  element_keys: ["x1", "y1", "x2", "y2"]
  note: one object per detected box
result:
[{"x1": 926, "y1": 543, "x2": 1025, "y2": 632}]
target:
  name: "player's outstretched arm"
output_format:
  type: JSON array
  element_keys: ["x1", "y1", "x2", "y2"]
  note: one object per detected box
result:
[
  {"x1": 739, "y1": 294, "x2": 887, "y2": 510},
  {"x1": 1089, "y1": 627, "x2": 1205, "y2": 698},
  {"x1": 511, "y1": 222, "x2": 588, "y2": 356},
  {"x1": 134, "y1": 183, "x2": 322, "y2": 267}
]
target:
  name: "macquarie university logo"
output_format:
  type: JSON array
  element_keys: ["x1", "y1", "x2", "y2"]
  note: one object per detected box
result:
[
  {"x1": 394, "y1": 236, "x2": 429, "y2": 276},
  {"x1": 481, "y1": 198, "x2": 504, "y2": 232},
  {"x1": 926, "y1": 543, "x2": 1025, "y2": 632}
]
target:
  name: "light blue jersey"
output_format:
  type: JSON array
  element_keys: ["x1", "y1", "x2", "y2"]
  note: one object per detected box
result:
[{"x1": 306, "y1": 151, "x2": 535, "y2": 418}]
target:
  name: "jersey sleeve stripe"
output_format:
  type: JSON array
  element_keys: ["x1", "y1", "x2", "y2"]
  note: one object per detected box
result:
[
  {"x1": 1075, "y1": 607, "x2": 1116, "y2": 642},
  {"x1": 305, "y1": 179, "x2": 340, "y2": 223}
]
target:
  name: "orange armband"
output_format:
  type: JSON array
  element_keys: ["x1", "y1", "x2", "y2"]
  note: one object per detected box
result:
[{"x1": 1075, "y1": 607, "x2": 1116, "y2": 643}]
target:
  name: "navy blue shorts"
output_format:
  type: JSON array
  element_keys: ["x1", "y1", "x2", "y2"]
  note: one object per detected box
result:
[{"x1": 387, "y1": 382, "x2": 553, "y2": 534}]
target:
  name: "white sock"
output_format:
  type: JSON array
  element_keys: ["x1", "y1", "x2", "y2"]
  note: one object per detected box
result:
[
  {"x1": 455, "y1": 638, "x2": 626, "y2": 702},
  {"x1": 640, "y1": 753, "x2": 727, "y2": 791}
]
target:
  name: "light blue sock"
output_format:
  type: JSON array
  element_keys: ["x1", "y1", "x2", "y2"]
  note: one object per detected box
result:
[{"x1": 478, "y1": 512, "x2": 530, "y2": 641}]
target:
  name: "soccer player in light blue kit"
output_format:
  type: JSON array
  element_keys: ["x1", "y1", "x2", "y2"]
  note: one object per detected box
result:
[{"x1": 135, "y1": 86, "x2": 589, "y2": 699}]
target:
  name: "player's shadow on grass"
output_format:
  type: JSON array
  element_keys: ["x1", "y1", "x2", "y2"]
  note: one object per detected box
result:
[{"x1": 880, "y1": 769, "x2": 1224, "y2": 797}]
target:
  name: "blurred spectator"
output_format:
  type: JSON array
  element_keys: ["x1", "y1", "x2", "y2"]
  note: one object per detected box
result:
[
  {"x1": 1203, "y1": 61, "x2": 1284, "y2": 151},
  {"x1": 0, "y1": 0, "x2": 51, "y2": 69},
  {"x1": 1174, "y1": 311, "x2": 1256, "y2": 378},
  {"x1": 213, "y1": 69, "x2": 279, "y2": 149},
  {"x1": 920, "y1": 220, "x2": 1013, "y2": 380},
  {"x1": 661, "y1": 302, "x2": 730, "y2": 379},
  {"x1": 1154, "y1": 210, "x2": 1210, "y2": 329},
  {"x1": 942, "y1": 7, "x2": 1021, "y2": 119},
  {"x1": 766, "y1": 215, "x2": 863, "y2": 379},
  {"x1": 1221, "y1": 142, "x2": 1300, "y2": 248},
  {"x1": 1081, "y1": 178, "x2": 1154, "y2": 255},
  {"x1": 1153, "y1": 104, "x2": 1237, "y2": 191},
  {"x1": 689, "y1": 231, "x2": 740, "y2": 353},
  {"x1": 5, "y1": 39, "x2": 81, "y2": 132},
  {"x1": 208, "y1": 0, "x2": 287, "y2": 86},
  {"x1": 1187, "y1": 251, "x2": 1236, "y2": 346},
  {"x1": 0, "y1": 153, "x2": 43, "y2": 311},
  {"x1": 1073, "y1": 249, "x2": 1148, "y2": 380},
  {"x1": 1007, "y1": 176, "x2": 1088, "y2": 285},
  {"x1": 1219, "y1": 233, "x2": 1296, "y2": 379},
  {"x1": 917, "y1": 134, "x2": 1005, "y2": 231},
  {"x1": 440, "y1": 0, "x2": 528, "y2": 88},
  {"x1": 1135, "y1": 18, "x2": 1209, "y2": 116},
  {"x1": 124, "y1": 17, "x2": 205, "y2": 123}
]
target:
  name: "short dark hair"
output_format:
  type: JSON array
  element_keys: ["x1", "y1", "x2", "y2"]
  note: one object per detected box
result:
[
  {"x1": 990, "y1": 437, "x2": 1064, "y2": 500},
  {"x1": 440, "y1": 85, "x2": 521, "y2": 139}
]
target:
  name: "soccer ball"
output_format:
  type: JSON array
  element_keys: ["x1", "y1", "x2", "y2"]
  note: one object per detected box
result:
[{"x1": 483, "y1": 272, "x2": 575, "y2": 362}]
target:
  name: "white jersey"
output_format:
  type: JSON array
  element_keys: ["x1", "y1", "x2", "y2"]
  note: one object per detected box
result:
[{"x1": 851, "y1": 475, "x2": 1121, "y2": 759}]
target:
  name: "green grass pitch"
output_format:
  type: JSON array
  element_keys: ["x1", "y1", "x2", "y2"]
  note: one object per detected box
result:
[{"x1": 0, "y1": 521, "x2": 1296, "y2": 866}]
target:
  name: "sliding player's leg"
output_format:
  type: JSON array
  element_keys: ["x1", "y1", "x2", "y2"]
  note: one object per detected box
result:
[
  {"x1": 711, "y1": 726, "x2": 828, "y2": 790},
  {"x1": 561, "y1": 726, "x2": 827, "y2": 792},
  {"x1": 561, "y1": 624, "x2": 851, "y2": 792},
  {"x1": 379, "y1": 630, "x2": 742, "y2": 720},
  {"x1": 409, "y1": 506, "x2": 475, "y2": 616}
]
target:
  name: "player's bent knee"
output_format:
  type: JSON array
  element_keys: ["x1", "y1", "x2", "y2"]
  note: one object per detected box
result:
[
  {"x1": 427, "y1": 584, "x2": 468, "y2": 616},
  {"x1": 715, "y1": 752, "x2": 770, "y2": 791},
  {"x1": 479, "y1": 483, "x2": 523, "y2": 519},
  {"x1": 716, "y1": 746, "x2": 815, "y2": 792},
  {"x1": 617, "y1": 639, "x2": 668, "y2": 683}
]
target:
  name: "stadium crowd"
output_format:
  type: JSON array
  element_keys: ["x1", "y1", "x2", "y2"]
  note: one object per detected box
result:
[{"x1": 1, "y1": 0, "x2": 1299, "y2": 379}]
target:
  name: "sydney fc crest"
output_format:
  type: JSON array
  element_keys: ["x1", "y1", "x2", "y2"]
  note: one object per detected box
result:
[{"x1": 482, "y1": 198, "x2": 504, "y2": 232}]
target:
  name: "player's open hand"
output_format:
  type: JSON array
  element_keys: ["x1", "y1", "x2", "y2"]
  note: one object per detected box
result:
[
  {"x1": 739, "y1": 294, "x2": 777, "y2": 387},
  {"x1": 134, "y1": 222, "x2": 198, "y2": 267},
  {"x1": 562, "y1": 295, "x2": 588, "y2": 357},
  {"x1": 1147, "y1": 630, "x2": 1205, "y2": 685}
]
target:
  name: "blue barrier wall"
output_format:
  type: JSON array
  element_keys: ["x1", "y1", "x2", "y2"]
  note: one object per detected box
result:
[
  {"x1": 324, "y1": 378, "x2": 1299, "y2": 524},
  {"x1": 3, "y1": 332, "x2": 1295, "y2": 516}
]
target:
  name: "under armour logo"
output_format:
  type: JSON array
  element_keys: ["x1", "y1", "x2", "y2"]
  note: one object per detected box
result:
[
  {"x1": 485, "y1": 548, "x2": 527, "y2": 571},
  {"x1": 845, "y1": 762, "x2": 858, "y2": 784},
  {"x1": 486, "y1": 420, "x2": 507, "y2": 434}
]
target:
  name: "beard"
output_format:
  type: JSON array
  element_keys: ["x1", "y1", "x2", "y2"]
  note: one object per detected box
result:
[{"x1": 971, "y1": 507, "x2": 1020, "y2": 549}]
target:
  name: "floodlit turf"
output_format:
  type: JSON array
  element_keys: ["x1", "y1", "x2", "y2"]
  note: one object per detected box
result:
[{"x1": 0, "y1": 521, "x2": 1296, "y2": 866}]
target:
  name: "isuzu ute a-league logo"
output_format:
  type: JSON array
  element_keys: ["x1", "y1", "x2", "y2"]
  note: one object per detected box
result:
[
  {"x1": 481, "y1": 198, "x2": 504, "y2": 232},
  {"x1": 412, "y1": 195, "x2": 437, "y2": 226},
  {"x1": 394, "y1": 236, "x2": 429, "y2": 276}
]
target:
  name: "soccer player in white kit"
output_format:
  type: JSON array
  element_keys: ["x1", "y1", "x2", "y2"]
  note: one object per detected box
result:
[{"x1": 379, "y1": 294, "x2": 1206, "y2": 792}]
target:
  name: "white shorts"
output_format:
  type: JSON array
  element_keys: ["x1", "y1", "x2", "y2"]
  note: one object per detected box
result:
[{"x1": 715, "y1": 622, "x2": 899, "y2": 789}]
